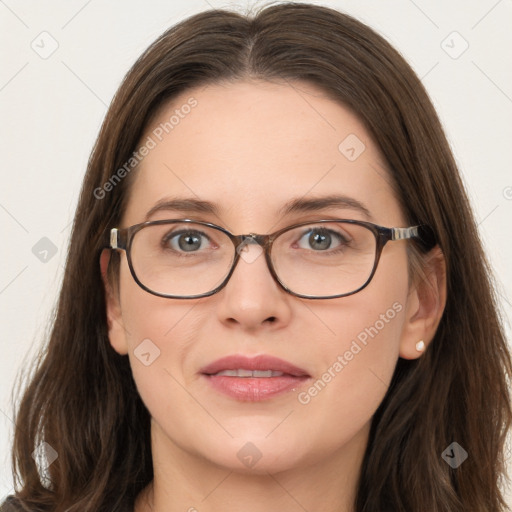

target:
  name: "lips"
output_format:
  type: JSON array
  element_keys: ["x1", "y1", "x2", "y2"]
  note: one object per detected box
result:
[
  {"x1": 200, "y1": 354, "x2": 310, "y2": 378},
  {"x1": 213, "y1": 369, "x2": 285, "y2": 377},
  {"x1": 200, "y1": 355, "x2": 311, "y2": 401}
]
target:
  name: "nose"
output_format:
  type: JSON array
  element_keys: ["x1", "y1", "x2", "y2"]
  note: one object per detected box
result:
[{"x1": 214, "y1": 240, "x2": 293, "y2": 331}]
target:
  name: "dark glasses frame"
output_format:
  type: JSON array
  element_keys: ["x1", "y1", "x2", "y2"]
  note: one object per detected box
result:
[{"x1": 106, "y1": 218, "x2": 436, "y2": 300}]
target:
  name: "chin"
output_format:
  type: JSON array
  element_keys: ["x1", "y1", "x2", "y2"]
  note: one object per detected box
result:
[{"x1": 203, "y1": 433, "x2": 308, "y2": 475}]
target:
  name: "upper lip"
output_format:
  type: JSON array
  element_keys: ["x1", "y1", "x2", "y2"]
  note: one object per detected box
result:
[{"x1": 200, "y1": 355, "x2": 310, "y2": 377}]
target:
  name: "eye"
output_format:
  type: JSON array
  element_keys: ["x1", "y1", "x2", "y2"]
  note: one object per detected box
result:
[
  {"x1": 296, "y1": 227, "x2": 347, "y2": 251},
  {"x1": 162, "y1": 230, "x2": 211, "y2": 252}
]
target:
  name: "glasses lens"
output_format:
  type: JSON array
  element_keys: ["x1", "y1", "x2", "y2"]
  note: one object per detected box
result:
[
  {"x1": 130, "y1": 222, "x2": 234, "y2": 297},
  {"x1": 271, "y1": 221, "x2": 377, "y2": 297}
]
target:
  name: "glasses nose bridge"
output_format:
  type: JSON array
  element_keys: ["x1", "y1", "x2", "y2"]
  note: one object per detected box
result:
[
  {"x1": 223, "y1": 232, "x2": 277, "y2": 292},
  {"x1": 233, "y1": 232, "x2": 273, "y2": 252}
]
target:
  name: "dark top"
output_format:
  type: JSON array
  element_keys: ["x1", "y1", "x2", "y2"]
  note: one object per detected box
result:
[
  {"x1": 0, "y1": 497, "x2": 24, "y2": 512},
  {"x1": 0, "y1": 495, "x2": 134, "y2": 511}
]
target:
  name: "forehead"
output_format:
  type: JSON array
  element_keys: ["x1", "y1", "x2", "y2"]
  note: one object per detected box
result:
[{"x1": 122, "y1": 79, "x2": 404, "y2": 230}]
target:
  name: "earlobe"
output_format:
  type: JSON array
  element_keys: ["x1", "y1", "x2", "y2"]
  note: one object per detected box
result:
[
  {"x1": 399, "y1": 245, "x2": 447, "y2": 360},
  {"x1": 100, "y1": 249, "x2": 129, "y2": 355}
]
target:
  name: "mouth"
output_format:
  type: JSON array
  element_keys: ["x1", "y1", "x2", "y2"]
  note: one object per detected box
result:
[
  {"x1": 211, "y1": 369, "x2": 288, "y2": 377},
  {"x1": 199, "y1": 354, "x2": 311, "y2": 401}
]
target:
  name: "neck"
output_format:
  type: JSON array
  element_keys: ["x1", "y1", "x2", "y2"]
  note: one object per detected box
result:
[{"x1": 135, "y1": 419, "x2": 370, "y2": 512}]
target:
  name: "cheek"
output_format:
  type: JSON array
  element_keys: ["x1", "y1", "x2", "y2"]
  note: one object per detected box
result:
[
  {"x1": 116, "y1": 261, "x2": 200, "y2": 402},
  {"x1": 293, "y1": 254, "x2": 408, "y2": 439},
  {"x1": 337, "y1": 249, "x2": 408, "y2": 379},
  {"x1": 301, "y1": 297, "x2": 404, "y2": 409}
]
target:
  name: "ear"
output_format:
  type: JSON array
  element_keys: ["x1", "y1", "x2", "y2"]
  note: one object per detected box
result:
[
  {"x1": 100, "y1": 249, "x2": 129, "y2": 355},
  {"x1": 399, "y1": 245, "x2": 447, "y2": 360}
]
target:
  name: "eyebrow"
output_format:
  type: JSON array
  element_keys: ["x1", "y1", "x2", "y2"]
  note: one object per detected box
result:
[
  {"x1": 279, "y1": 195, "x2": 373, "y2": 220},
  {"x1": 144, "y1": 194, "x2": 373, "y2": 222}
]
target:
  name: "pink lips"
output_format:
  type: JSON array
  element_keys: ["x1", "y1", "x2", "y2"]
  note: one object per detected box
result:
[{"x1": 200, "y1": 354, "x2": 311, "y2": 402}]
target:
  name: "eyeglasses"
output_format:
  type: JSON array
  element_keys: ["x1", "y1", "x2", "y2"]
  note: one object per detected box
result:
[{"x1": 107, "y1": 218, "x2": 436, "y2": 300}]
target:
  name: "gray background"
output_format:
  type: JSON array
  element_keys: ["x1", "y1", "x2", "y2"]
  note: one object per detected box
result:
[{"x1": 1, "y1": 0, "x2": 511, "y2": 505}]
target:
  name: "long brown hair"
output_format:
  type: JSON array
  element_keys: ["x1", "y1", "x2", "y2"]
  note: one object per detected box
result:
[{"x1": 6, "y1": 3, "x2": 511, "y2": 511}]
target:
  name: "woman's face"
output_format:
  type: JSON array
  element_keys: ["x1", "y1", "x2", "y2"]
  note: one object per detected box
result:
[{"x1": 105, "y1": 79, "x2": 427, "y2": 474}]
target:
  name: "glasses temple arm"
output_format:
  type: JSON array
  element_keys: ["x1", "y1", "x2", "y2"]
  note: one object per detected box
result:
[{"x1": 391, "y1": 224, "x2": 437, "y2": 251}]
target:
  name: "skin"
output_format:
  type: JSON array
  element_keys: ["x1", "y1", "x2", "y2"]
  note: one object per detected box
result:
[{"x1": 101, "y1": 79, "x2": 446, "y2": 512}]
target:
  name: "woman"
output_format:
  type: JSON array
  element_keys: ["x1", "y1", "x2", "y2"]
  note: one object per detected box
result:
[{"x1": 2, "y1": 3, "x2": 511, "y2": 511}]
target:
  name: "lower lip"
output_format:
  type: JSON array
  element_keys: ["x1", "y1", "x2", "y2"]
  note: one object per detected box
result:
[{"x1": 202, "y1": 374, "x2": 310, "y2": 401}]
